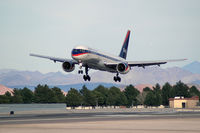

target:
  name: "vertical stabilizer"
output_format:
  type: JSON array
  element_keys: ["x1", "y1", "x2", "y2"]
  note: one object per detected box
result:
[{"x1": 119, "y1": 30, "x2": 130, "y2": 59}]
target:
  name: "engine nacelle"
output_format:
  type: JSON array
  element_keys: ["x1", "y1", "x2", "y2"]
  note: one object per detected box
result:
[
  {"x1": 116, "y1": 63, "x2": 130, "y2": 74},
  {"x1": 62, "y1": 61, "x2": 75, "y2": 72}
]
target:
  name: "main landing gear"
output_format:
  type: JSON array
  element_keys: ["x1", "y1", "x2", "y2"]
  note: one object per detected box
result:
[
  {"x1": 80, "y1": 65, "x2": 91, "y2": 81},
  {"x1": 83, "y1": 75, "x2": 90, "y2": 81},
  {"x1": 113, "y1": 72, "x2": 121, "y2": 82},
  {"x1": 83, "y1": 65, "x2": 91, "y2": 81}
]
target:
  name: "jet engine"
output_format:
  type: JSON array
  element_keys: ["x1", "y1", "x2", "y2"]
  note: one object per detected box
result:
[
  {"x1": 116, "y1": 63, "x2": 130, "y2": 74},
  {"x1": 62, "y1": 61, "x2": 75, "y2": 72}
]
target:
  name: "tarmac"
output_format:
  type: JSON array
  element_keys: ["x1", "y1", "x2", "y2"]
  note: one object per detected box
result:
[{"x1": 1, "y1": 108, "x2": 200, "y2": 133}]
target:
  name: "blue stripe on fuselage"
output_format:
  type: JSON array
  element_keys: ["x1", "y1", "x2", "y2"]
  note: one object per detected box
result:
[{"x1": 72, "y1": 49, "x2": 122, "y2": 62}]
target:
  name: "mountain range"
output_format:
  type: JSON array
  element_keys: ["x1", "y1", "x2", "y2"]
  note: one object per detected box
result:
[
  {"x1": 0, "y1": 61, "x2": 200, "y2": 90},
  {"x1": 182, "y1": 61, "x2": 200, "y2": 74}
]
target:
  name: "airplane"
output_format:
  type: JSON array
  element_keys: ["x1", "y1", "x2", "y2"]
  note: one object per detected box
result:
[{"x1": 30, "y1": 30, "x2": 186, "y2": 82}]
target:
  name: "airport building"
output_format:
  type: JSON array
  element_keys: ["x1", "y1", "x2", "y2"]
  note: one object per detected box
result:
[{"x1": 169, "y1": 96, "x2": 199, "y2": 108}]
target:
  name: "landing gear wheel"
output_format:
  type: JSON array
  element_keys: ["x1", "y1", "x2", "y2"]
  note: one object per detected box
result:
[
  {"x1": 78, "y1": 70, "x2": 83, "y2": 74},
  {"x1": 83, "y1": 75, "x2": 91, "y2": 81},
  {"x1": 83, "y1": 75, "x2": 87, "y2": 81},
  {"x1": 113, "y1": 73, "x2": 121, "y2": 82},
  {"x1": 87, "y1": 75, "x2": 91, "y2": 81},
  {"x1": 117, "y1": 76, "x2": 121, "y2": 82},
  {"x1": 114, "y1": 76, "x2": 117, "y2": 82}
]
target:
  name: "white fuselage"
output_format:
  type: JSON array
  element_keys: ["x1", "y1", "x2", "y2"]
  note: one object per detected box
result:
[{"x1": 71, "y1": 46, "x2": 127, "y2": 73}]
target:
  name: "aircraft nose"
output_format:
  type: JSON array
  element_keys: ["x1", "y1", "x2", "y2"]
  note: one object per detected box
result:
[
  {"x1": 71, "y1": 49, "x2": 78, "y2": 58},
  {"x1": 71, "y1": 49, "x2": 81, "y2": 60},
  {"x1": 71, "y1": 48, "x2": 88, "y2": 60}
]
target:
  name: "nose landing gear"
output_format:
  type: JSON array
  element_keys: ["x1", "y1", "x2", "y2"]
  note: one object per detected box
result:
[
  {"x1": 78, "y1": 62, "x2": 83, "y2": 74},
  {"x1": 78, "y1": 70, "x2": 83, "y2": 74}
]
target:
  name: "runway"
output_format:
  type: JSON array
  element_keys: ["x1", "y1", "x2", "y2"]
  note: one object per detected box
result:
[{"x1": 1, "y1": 111, "x2": 200, "y2": 133}]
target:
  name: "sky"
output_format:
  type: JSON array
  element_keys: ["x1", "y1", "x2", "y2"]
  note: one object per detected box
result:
[{"x1": 0, "y1": 0, "x2": 199, "y2": 73}]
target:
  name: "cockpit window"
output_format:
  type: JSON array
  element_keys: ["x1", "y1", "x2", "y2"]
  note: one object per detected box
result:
[{"x1": 72, "y1": 49, "x2": 89, "y2": 55}]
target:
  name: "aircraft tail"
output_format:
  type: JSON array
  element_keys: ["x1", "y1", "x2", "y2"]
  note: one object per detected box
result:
[{"x1": 119, "y1": 30, "x2": 130, "y2": 59}]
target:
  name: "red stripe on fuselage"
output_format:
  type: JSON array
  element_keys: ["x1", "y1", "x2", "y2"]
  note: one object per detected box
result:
[{"x1": 72, "y1": 52, "x2": 88, "y2": 56}]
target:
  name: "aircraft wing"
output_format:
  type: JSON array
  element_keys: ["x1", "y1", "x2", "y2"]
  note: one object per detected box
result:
[
  {"x1": 105, "y1": 59, "x2": 187, "y2": 68},
  {"x1": 127, "y1": 59, "x2": 187, "y2": 67},
  {"x1": 30, "y1": 53, "x2": 78, "y2": 64}
]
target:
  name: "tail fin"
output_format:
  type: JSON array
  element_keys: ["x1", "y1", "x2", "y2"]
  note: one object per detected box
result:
[{"x1": 119, "y1": 30, "x2": 130, "y2": 59}]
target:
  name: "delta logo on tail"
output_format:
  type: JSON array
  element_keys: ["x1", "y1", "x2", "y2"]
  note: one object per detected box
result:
[{"x1": 119, "y1": 30, "x2": 130, "y2": 59}]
